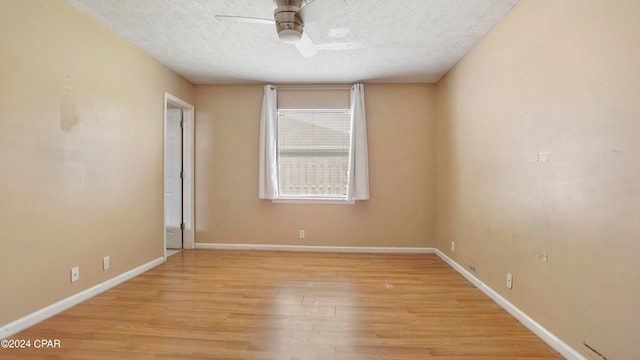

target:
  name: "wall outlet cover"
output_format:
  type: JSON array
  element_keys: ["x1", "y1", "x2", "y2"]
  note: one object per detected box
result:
[{"x1": 71, "y1": 266, "x2": 80, "y2": 283}]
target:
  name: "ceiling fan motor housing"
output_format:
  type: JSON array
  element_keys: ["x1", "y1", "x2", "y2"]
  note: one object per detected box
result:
[{"x1": 274, "y1": 0, "x2": 304, "y2": 43}]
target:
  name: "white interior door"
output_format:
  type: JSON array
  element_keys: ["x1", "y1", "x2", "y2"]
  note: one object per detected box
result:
[{"x1": 165, "y1": 108, "x2": 183, "y2": 249}]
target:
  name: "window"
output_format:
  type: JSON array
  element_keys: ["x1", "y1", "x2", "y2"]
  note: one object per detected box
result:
[
  {"x1": 259, "y1": 84, "x2": 369, "y2": 203},
  {"x1": 277, "y1": 109, "x2": 351, "y2": 198}
]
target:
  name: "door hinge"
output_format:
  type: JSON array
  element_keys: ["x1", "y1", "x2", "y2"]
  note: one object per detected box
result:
[
  {"x1": 180, "y1": 120, "x2": 184, "y2": 128},
  {"x1": 180, "y1": 171, "x2": 184, "y2": 179},
  {"x1": 180, "y1": 222, "x2": 185, "y2": 231}
]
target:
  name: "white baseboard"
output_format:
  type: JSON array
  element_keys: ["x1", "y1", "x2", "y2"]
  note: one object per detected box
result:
[
  {"x1": 434, "y1": 249, "x2": 585, "y2": 360},
  {"x1": 1, "y1": 257, "x2": 164, "y2": 339},
  {"x1": 195, "y1": 243, "x2": 435, "y2": 254}
]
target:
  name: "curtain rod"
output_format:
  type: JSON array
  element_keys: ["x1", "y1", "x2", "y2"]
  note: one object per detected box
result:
[{"x1": 275, "y1": 86, "x2": 353, "y2": 91}]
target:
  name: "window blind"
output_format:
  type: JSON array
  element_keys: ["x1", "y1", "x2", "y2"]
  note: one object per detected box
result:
[{"x1": 277, "y1": 109, "x2": 351, "y2": 197}]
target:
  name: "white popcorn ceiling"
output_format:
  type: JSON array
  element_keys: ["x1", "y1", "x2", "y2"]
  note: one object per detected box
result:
[{"x1": 66, "y1": 0, "x2": 519, "y2": 84}]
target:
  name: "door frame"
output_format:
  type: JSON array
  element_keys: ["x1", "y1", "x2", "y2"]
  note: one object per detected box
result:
[{"x1": 163, "y1": 92, "x2": 195, "y2": 259}]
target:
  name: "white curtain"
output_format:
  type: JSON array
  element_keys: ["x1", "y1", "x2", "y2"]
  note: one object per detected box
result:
[
  {"x1": 258, "y1": 85, "x2": 279, "y2": 199},
  {"x1": 347, "y1": 83, "x2": 370, "y2": 200}
]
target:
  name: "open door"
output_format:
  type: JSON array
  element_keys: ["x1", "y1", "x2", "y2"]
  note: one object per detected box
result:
[
  {"x1": 165, "y1": 108, "x2": 183, "y2": 249},
  {"x1": 164, "y1": 93, "x2": 195, "y2": 258}
]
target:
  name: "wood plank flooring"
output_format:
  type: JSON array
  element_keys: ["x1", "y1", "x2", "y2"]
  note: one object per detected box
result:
[{"x1": 1, "y1": 250, "x2": 563, "y2": 359}]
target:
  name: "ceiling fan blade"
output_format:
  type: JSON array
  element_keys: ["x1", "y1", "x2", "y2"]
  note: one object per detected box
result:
[
  {"x1": 299, "y1": 0, "x2": 347, "y2": 23},
  {"x1": 214, "y1": 15, "x2": 275, "y2": 25},
  {"x1": 294, "y1": 32, "x2": 318, "y2": 57}
]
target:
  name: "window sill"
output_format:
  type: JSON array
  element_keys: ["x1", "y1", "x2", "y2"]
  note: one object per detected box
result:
[{"x1": 272, "y1": 197, "x2": 355, "y2": 205}]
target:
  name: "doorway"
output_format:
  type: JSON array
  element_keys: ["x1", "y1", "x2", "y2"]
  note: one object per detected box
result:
[
  {"x1": 163, "y1": 93, "x2": 195, "y2": 259},
  {"x1": 165, "y1": 107, "x2": 182, "y2": 250}
]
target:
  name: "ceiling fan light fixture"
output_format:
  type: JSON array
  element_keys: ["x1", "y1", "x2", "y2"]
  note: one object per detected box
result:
[
  {"x1": 278, "y1": 28, "x2": 303, "y2": 43},
  {"x1": 274, "y1": 4, "x2": 304, "y2": 43}
]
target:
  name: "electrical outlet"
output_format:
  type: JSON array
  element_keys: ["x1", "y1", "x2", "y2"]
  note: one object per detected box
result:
[
  {"x1": 103, "y1": 256, "x2": 110, "y2": 270},
  {"x1": 506, "y1": 272, "x2": 513, "y2": 289},
  {"x1": 451, "y1": 241, "x2": 455, "y2": 252},
  {"x1": 70, "y1": 266, "x2": 80, "y2": 283},
  {"x1": 299, "y1": 229, "x2": 305, "y2": 239}
]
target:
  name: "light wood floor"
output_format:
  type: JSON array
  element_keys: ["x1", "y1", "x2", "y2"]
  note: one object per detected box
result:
[{"x1": 3, "y1": 250, "x2": 562, "y2": 359}]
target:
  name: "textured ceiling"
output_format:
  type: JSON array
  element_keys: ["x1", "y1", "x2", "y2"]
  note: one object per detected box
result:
[{"x1": 66, "y1": 0, "x2": 519, "y2": 84}]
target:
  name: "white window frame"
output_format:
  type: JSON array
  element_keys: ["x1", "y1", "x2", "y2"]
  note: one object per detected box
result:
[
  {"x1": 272, "y1": 197, "x2": 355, "y2": 204},
  {"x1": 274, "y1": 108, "x2": 354, "y2": 204}
]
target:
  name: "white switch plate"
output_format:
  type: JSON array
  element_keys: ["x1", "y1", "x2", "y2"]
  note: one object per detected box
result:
[
  {"x1": 299, "y1": 229, "x2": 305, "y2": 239},
  {"x1": 71, "y1": 266, "x2": 80, "y2": 283},
  {"x1": 103, "y1": 256, "x2": 110, "y2": 270},
  {"x1": 451, "y1": 241, "x2": 455, "y2": 252},
  {"x1": 506, "y1": 272, "x2": 513, "y2": 289}
]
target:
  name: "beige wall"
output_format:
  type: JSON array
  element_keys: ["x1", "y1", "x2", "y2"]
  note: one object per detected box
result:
[
  {"x1": 435, "y1": 0, "x2": 640, "y2": 358},
  {"x1": 4, "y1": 0, "x2": 635, "y2": 357},
  {"x1": 0, "y1": 0, "x2": 194, "y2": 324},
  {"x1": 195, "y1": 84, "x2": 435, "y2": 248}
]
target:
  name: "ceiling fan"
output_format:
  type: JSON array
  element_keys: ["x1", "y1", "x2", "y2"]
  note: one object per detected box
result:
[{"x1": 215, "y1": 0, "x2": 348, "y2": 58}]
